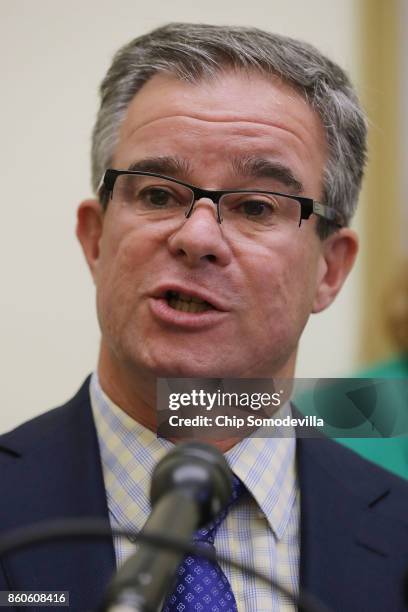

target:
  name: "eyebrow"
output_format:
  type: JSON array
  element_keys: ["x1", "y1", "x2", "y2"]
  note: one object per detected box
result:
[
  {"x1": 231, "y1": 156, "x2": 304, "y2": 193},
  {"x1": 128, "y1": 157, "x2": 192, "y2": 176},
  {"x1": 127, "y1": 155, "x2": 303, "y2": 193}
]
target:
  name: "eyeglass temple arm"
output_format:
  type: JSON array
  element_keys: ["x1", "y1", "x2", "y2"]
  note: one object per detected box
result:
[{"x1": 300, "y1": 199, "x2": 344, "y2": 227}]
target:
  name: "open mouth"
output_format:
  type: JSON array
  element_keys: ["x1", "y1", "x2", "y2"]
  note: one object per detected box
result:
[{"x1": 165, "y1": 290, "x2": 214, "y2": 313}]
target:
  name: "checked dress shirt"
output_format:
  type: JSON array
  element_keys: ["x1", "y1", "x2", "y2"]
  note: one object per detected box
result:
[{"x1": 90, "y1": 372, "x2": 300, "y2": 611}]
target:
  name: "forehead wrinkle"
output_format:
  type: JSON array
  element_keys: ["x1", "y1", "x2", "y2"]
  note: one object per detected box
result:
[{"x1": 122, "y1": 114, "x2": 310, "y2": 151}]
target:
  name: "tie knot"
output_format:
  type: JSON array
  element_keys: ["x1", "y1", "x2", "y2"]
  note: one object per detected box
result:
[{"x1": 194, "y1": 475, "x2": 244, "y2": 544}]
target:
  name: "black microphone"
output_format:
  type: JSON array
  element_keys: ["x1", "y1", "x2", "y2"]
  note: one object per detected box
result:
[{"x1": 101, "y1": 441, "x2": 233, "y2": 612}]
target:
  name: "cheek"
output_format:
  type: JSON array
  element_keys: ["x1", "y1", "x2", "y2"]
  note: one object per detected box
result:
[
  {"x1": 240, "y1": 239, "x2": 320, "y2": 335},
  {"x1": 95, "y1": 227, "x2": 152, "y2": 332}
]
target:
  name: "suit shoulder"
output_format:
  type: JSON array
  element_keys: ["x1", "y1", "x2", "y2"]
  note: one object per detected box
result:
[{"x1": 0, "y1": 377, "x2": 91, "y2": 463}]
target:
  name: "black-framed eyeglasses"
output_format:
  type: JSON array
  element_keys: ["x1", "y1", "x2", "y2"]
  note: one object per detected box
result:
[{"x1": 99, "y1": 169, "x2": 345, "y2": 231}]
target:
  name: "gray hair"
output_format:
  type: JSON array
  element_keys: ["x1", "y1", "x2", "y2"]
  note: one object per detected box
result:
[{"x1": 92, "y1": 22, "x2": 367, "y2": 237}]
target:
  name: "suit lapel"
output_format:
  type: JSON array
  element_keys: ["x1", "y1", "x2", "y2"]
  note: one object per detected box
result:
[
  {"x1": 0, "y1": 379, "x2": 115, "y2": 611},
  {"x1": 297, "y1": 437, "x2": 396, "y2": 611}
]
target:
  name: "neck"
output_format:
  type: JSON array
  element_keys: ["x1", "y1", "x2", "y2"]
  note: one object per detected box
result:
[
  {"x1": 97, "y1": 344, "x2": 296, "y2": 453},
  {"x1": 97, "y1": 346, "x2": 157, "y2": 432}
]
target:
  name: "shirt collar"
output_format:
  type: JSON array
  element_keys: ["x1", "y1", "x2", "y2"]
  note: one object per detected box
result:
[
  {"x1": 226, "y1": 434, "x2": 297, "y2": 539},
  {"x1": 90, "y1": 372, "x2": 297, "y2": 540}
]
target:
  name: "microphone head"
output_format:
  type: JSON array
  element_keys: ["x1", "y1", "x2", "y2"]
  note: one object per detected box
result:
[{"x1": 150, "y1": 442, "x2": 233, "y2": 526}]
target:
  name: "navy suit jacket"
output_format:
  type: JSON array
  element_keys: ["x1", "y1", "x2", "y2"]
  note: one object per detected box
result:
[{"x1": 0, "y1": 378, "x2": 408, "y2": 611}]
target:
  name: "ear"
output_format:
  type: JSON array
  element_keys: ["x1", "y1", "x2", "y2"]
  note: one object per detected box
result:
[
  {"x1": 76, "y1": 199, "x2": 104, "y2": 282},
  {"x1": 312, "y1": 228, "x2": 358, "y2": 313}
]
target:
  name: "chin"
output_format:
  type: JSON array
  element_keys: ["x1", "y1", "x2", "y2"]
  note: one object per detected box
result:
[
  {"x1": 151, "y1": 361, "x2": 222, "y2": 379},
  {"x1": 151, "y1": 358, "x2": 263, "y2": 380},
  {"x1": 139, "y1": 352, "x2": 229, "y2": 379}
]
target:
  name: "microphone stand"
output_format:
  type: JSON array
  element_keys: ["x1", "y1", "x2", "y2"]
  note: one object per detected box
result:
[
  {"x1": 0, "y1": 518, "x2": 332, "y2": 612},
  {"x1": 101, "y1": 490, "x2": 199, "y2": 612}
]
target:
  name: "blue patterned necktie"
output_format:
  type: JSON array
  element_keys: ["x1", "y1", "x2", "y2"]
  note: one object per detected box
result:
[{"x1": 162, "y1": 476, "x2": 244, "y2": 612}]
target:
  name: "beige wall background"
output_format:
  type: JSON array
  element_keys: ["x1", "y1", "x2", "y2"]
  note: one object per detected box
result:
[
  {"x1": 403, "y1": 0, "x2": 408, "y2": 254},
  {"x1": 358, "y1": 0, "x2": 405, "y2": 365},
  {"x1": 1, "y1": 0, "x2": 401, "y2": 432}
]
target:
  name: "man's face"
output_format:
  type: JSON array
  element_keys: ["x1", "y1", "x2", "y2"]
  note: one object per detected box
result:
[{"x1": 81, "y1": 70, "x2": 338, "y2": 380}]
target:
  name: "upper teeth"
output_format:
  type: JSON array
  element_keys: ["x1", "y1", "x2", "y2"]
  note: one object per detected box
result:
[{"x1": 167, "y1": 291, "x2": 207, "y2": 305}]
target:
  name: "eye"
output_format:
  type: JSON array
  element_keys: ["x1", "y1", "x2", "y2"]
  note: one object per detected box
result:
[
  {"x1": 238, "y1": 198, "x2": 277, "y2": 219},
  {"x1": 139, "y1": 187, "x2": 178, "y2": 208}
]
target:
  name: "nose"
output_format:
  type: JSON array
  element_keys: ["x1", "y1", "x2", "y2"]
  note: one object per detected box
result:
[{"x1": 167, "y1": 198, "x2": 232, "y2": 268}]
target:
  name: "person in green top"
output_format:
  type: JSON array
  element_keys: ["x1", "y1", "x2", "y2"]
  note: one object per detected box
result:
[
  {"x1": 296, "y1": 265, "x2": 408, "y2": 479},
  {"x1": 340, "y1": 353, "x2": 408, "y2": 480}
]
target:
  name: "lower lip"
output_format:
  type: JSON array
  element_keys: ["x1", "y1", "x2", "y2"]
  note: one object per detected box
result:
[{"x1": 149, "y1": 297, "x2": 228, "y2": 330}]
